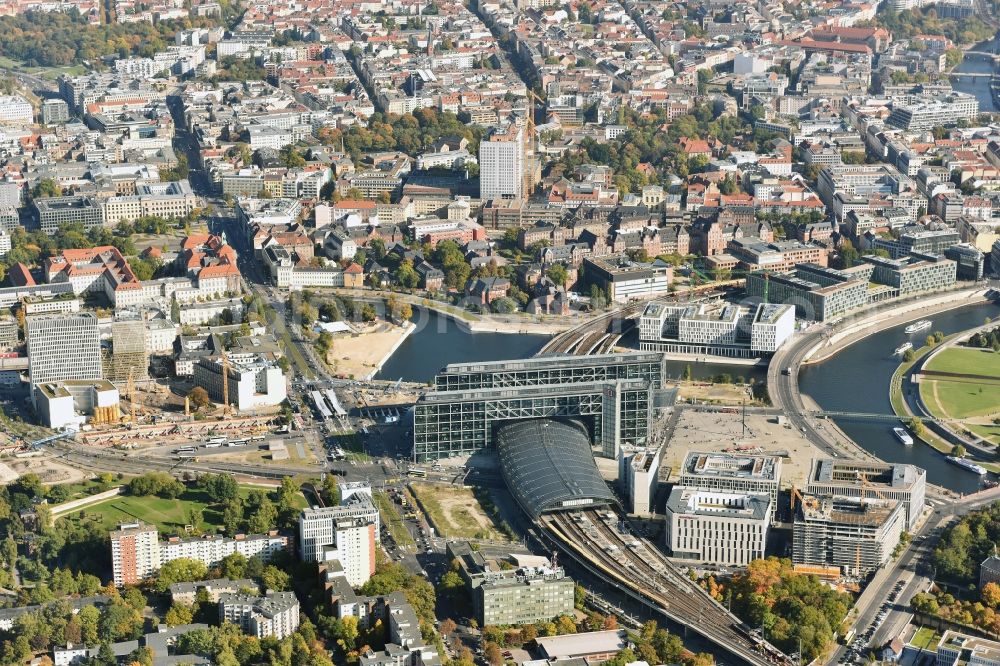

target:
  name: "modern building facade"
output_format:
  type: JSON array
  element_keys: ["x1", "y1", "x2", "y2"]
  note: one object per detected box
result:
[
  {"x1": 582, "y1": 255, "x2": 673, "y2": 302},
  {"x1": 665, "y1": 488, "x2": 771, "y2": 566},
  {"x1": 677, "y1": 452, "x2": 782, "y2": 520},
  {"x1": 319, "y1": 517, "x2": 377, "y2": 588},
  {"x1": 299, "y1": 496, "x2": 381, "y2": 563},
  {"x1": 639, "y1": 301, "x2": 795, "y2": 357},
  {"x1": 35, "y1": 196, "x2": 103, "y2": 234},
  {"x1": 480, "y1": 124, "x2": 525, "y2": 201},
  {"x1": 110, "y1": 523, "x2": 160, "y2": 586},
  {"x1": 619, "y1": 446, "x2": 661, "y2": 516},
  {"x1": 26, "y1": 312, "x2": 102, "y2": 392},
  {"x1": 416, "y1": 352, "x2": 662, "y2": 461},
  {"x1": 793, "y1": 494, "x2": 904, "y2": 575},
  {"x1": 192, "y1": 354, "x2": 287, "y2": 411},
  {"x1": 448, "y1": 542, "x2": 574, "y2": 626},
  {"x1": 806, "y1": 458, "x2": 926, "y2": 531},
  {"x1": 936, "y1": 631, "x2": 1000, "y2": 666}
]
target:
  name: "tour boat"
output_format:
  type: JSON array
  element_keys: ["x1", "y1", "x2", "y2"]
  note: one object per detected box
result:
[{"x1": 893, "y1": 427, "x2": 913, "y2": 446}]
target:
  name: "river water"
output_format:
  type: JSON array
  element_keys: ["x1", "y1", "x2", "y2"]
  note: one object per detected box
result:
[
  {"x1": 951, "y1": 34, "x2": 1000, "y2": 112},
  {"x1": 377, "y1": 303, "x2": 1000, "y2": 492},
  {"x1": 799, "y1": 302, "x2": 1000, "y2": 494}
]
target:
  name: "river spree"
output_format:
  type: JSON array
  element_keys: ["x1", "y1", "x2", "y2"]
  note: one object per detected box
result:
[
  {"x1": 375, "y1": 311, "x2": 548, "y2": 382},
  {"x1": 799, "y1": 302, "x2": 1000, "y2": 494},
  {"x1": 951, "y1": 34, "x2": 1000, "y2": 112}
]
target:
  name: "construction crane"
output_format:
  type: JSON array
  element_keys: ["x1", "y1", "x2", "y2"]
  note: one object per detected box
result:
[{"x1": 790, "y1": 484, "x2": 805, "y2": 513}]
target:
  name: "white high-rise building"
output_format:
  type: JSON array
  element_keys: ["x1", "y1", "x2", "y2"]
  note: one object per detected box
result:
[
  {"x1": 26, "y1": 312, "x2": 102, "y2": 391},
  {"x1": 0, "y1": 95, "x2": 33, "y2": 125},
  {"x1": 299, "y1": 496, "x2": 380, "y2": 562},
  {"x1": 219, "y1": 591, "x2": 300, "y2": 639},
  {"x1": 321, "y1": 518, "x2": 377, "y2": 587},
  {"x1": 110, "y1": 523, "x2": 161, "y2": 586},
  {"x1": 480, "y1": 124, "x2": 525, "y2": 201}
]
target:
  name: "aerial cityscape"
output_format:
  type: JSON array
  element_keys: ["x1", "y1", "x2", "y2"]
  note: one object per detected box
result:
[{"x1": 2, "y1": 0, "x2": 1000, "y2": 665}]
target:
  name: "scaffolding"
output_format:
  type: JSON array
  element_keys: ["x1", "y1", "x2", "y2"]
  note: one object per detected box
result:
[{"x1": 109, "y1": 320, "x2": 150, "y2": 383}]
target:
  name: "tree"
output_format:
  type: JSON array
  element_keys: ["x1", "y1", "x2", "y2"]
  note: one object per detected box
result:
[
  {"x1": 188, "y1": 386, "x2": 211, "y2": 410},
  {"x1": 903, "y1": 349, "x2": 915, "y2": 362},
  {"x1": 200, "y1": 473, "x2": 239, "y2": 502},
  {"x1": 156, "y1": 558, "x2": 209, "y2": 592},
  {"x1": 982, "y1": 582, "x2": 1000, "y2": 609},
  {"x1": 555, "y1": 615, "x2": 577, "y2": 634},
  {"x1": 164, "y1": 604, "x2": 194, "y2": 626},
  {"x1": 261, "y1": 565, "x2": 291, "y2": 591},
  {"x1": 32, "y1": 178, "x2": 61, "y2": 198},
  {"x1": 439, "y1": 618, "x2": 457, "y2": 638},
  {"x1": 546, "y1": 264, "x2": 568, "y2": 287},
  {"x1": 483, "y1": 641, "x2": 503, "y2": 666},
  {"x1": 219, "y1": 552, "x2": 248, "y2": 580},
  {"x1": 952, "y1": 444, "x2": 967, "y2": 458}
]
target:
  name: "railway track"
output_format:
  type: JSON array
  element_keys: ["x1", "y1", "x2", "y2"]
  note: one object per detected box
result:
[
  {"x1": 541, "y1": 302, "x2": 646, "y2": 356},
  {"x1": 44, "y1": 441, "x2": 318, "y2": 481},
  {"x1": 541, "y1": 509, "x2": 792, "y2": 666}
]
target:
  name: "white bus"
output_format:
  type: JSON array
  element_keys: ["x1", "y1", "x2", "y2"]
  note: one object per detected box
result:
[{"x1": 207, "y1": 436, "x2": 227, "y2": 445}]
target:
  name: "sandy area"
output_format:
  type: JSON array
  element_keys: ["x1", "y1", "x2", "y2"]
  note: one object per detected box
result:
[
  {"x1": 660, "y1": 409, "x2": 826, "y2": 489},
  {"x1": 0, "y1": 455, "x2": 88, "y2": 485},
  {"x1": 322, "y1": 321, "x2": 413, "y2": 380},
  {"x1": 410, "y1": 482, "x2": 507, "y2": 540},
  {"x1": 678, "y1": 382, "x2": 756, "y2": 405}
]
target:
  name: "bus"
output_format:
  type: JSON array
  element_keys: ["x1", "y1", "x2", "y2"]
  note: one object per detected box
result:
[
  {"x1": 175, "y1": 446, "x2": 196, "y2": 454},
  {"x1": 227, "y1": 439, "x2": 248, "y2": 447},
  {"x1": 842, "y1": 629, "x2": 856, "y2": 645},
  {"x1": 207, "y1": 436, "x2": 227, "y2": 445},
  {"x1": 408, "y1": 468, "x2": 427, "y2": 478}
]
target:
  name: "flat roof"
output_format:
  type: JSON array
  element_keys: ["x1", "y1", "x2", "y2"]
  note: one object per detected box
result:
[
  {"x1": 536, "y1": 631, "x2": 628, "y2": 660},
  {"x1": 667, "y1": 488, "x2": 770, "y2": 520},
  {"x1": 810, "y1": 458, "x2": 924, "y2": 489},
  {"x1": 419, "y1": 378, "x2": 651, "y2": 404},
  {"x1": 681, "y1": 452, "x2": 781, "y2": 482},
  {"x1": 438, "y1": 351, "x2": 663, "y2": 376}
]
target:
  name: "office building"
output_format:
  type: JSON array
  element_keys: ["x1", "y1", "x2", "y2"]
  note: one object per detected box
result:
[
  {"x1": 746, "y1": 263, "x2": 873, "y2": 321},
  {"x1": 862, "y1": 254, "x2": 957, "y2": 297},
  {"x1": 618, "y1": 446, "x2": 661, "y2": 516},
  {"x1": 793, "y1": 493, "x2": 904, "y2": 575},
  {"x1": 936, "y1": 631, "x2": 1000, "y2": 666},
  {"x1": 806, "y1": 458, "x2": 926, "y2": 531},
  {"x1": 447, "y1": 541, "x2": 575, "y2": 626},
  {"x1": 945, "y1": 243, "x2": 985, "y2": 281},
  {"x1": 886, "y1": 92, "x2": 979, "y2": 130},
  {"x1": 871, "y1": 226, "x2": 960, "y2": 259},
  {"x1": 110, "y1": 523, "x2": 161, "y2": 586},
  {"x1": 41, "y1": 98, "x2": 70, "y2": 125},
  {"x1": 639, "y1": 301, "x2": 795, "y2": 357},
  {"x1": 0, "y1": 95, "x2": 32, "y2": 124},
  {"x1": 677, "y1": 452, "x2": 782, "y2": 520},
  {"x1": 219, "y1": 591, "x2": 299, "y2": 639},
  {"x1": 193, "y1": 354, "x2": 286, "y2": 411},
  {"x1": 665, "y1": 488, "x2": 771, "y2": 566},
  {"x1": 102, "y1": 180, "x2": 199, "y2": 226},
  {"x1": 582, "y1": 255, "x2": 673, "y2": 302},
  {"x1": 35, "y1": 196, "x2": 103, "y2": 234},
  {"x1": 480, "y1": 124, "x2": 525, "y2": 201},
  {"x1": 299, "y1": 495, "x2": 381, "y2": 563},
  {"x1": 26, "y1": 313, "x2": 102, "y2": 391},
  {"x1": 110, "y1": 522, "x2": 290, "y2": 586}
]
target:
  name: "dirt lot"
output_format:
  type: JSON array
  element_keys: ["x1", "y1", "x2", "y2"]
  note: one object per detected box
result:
[
  {"x1": 0, "y1": 454, "x2": 88, "y2": 485},
  {"x1": 321, "y1": 321, "x2": 414, "y2": 380},
  {"x1": 409, "y1": 482, "x2": 509, "y2": 540}
]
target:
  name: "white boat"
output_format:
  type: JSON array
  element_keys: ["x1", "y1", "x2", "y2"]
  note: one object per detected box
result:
[
  {"x1": 894, "y1": 342, "x2": 913, "y2": 355},
  {"x1": 905, "y1": 320, "x2": 932, "y2": 334},
  {"x1": 947, "y1": 456, "x2": 988, "y2": 475},
  {"x1": 893, "y1": 427, "x2": 913, "y2": 446}
]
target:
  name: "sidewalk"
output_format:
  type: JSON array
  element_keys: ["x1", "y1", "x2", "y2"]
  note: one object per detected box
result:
[{"x1": 804, "y1": 288, "x2": 990, "y2": 365}]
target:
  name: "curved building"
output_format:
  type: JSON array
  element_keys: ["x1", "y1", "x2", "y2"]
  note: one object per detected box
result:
[{"x1": 496, "y1": 419, "x2": 618, "y2": 521}]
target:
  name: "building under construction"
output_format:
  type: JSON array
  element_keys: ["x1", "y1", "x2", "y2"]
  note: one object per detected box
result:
[
  {"x1": 107, "y1": 320, "x2": 150, "y2": 383},
  {"x1": 792, "y1": 493, "x2": 904, "y2": 576},
  {"x1": 806, "y1": 458, "x2": 926, "y2": 531}
]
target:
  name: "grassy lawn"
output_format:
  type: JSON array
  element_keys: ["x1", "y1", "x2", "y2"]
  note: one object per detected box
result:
[
  {"x1": 409, "y1": 482, "x2": 506, "y2": 540},
  {"x1": 921, "y1": 378, "x2": 1000, "y2": 419},
  {"x1": 909, "y1": 626, "x2": 941, "y2": 651},
  {"x1": 373, "y1": 491, "x2": 415, "y2": 547},
  {"x1": 925, "y1": 347, "x2": 1000, "y2": 377},
  {"x1": 58, "y1": 485, "x2": 306, "y2": 537}
]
